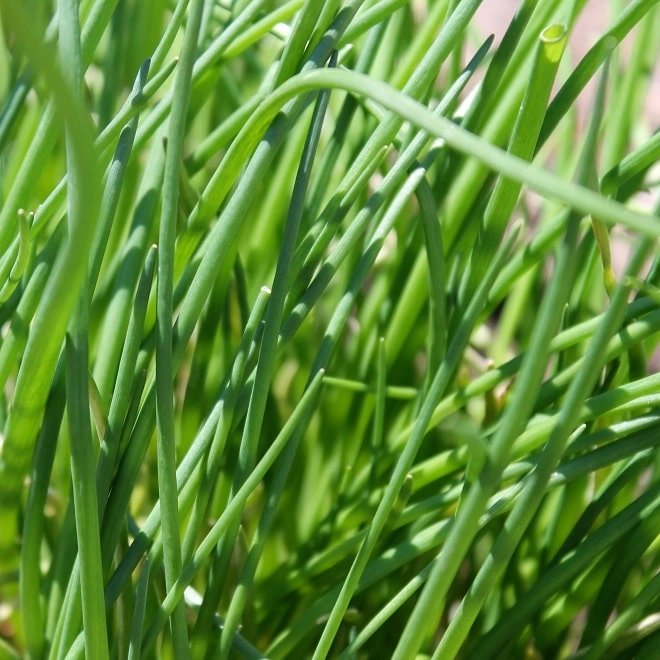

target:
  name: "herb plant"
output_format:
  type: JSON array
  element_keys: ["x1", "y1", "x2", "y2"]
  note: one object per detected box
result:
[{"x1": 0, "y1": 0, "x2": 659, "y2": 658}]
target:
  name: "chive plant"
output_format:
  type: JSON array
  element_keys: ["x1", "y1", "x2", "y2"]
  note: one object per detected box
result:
[{"x1": 0, "y1": 0, "x2": 659, "y2": 658}]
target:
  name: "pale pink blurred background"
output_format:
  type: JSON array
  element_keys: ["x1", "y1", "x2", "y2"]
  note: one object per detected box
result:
[{"x1": 472, "y1": 0, "x2": 660, "y2": 126}]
